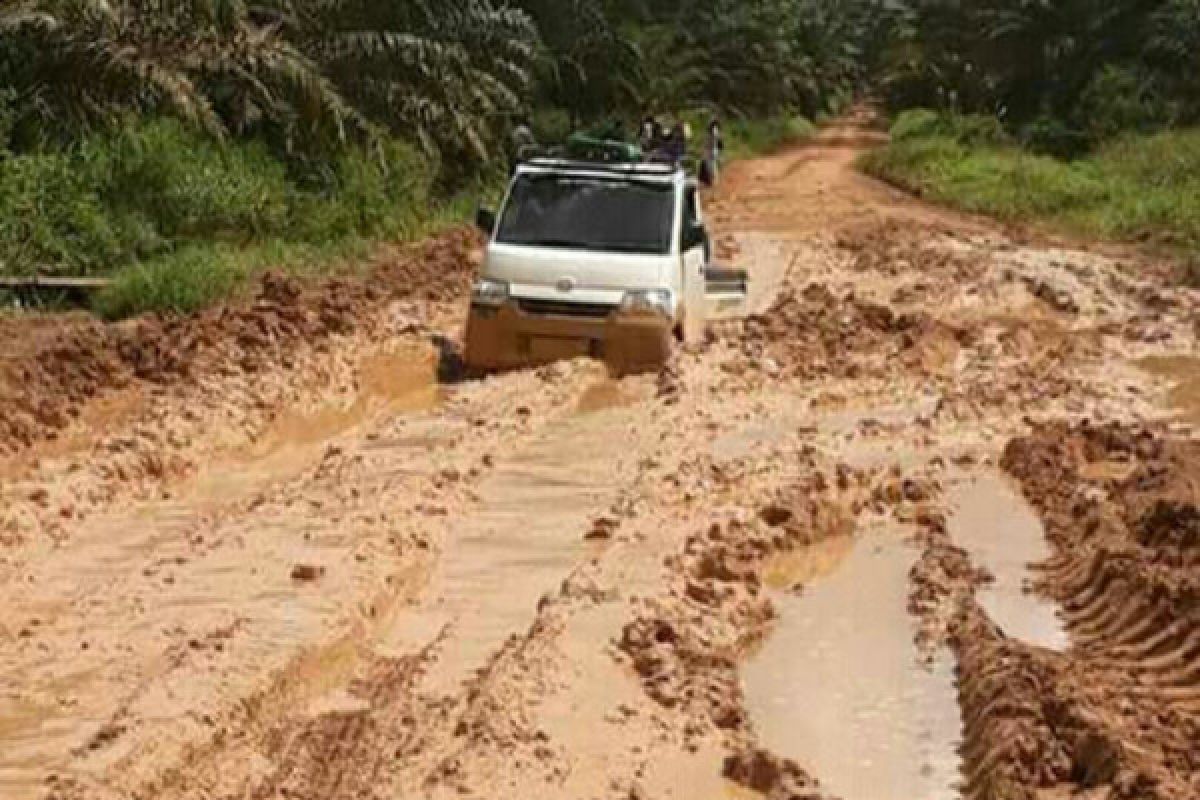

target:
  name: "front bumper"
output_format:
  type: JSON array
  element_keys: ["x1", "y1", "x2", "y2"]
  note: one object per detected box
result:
[{"x1": 464, "y1": 299, "x2": 672, "y2": 373}]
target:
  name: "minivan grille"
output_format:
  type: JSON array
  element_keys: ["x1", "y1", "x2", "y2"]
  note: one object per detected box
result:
[{"x1": 517, "y1": 298, "x2": 615, "y2": 319}]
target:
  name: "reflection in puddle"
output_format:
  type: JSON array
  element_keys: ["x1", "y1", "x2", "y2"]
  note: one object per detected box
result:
[
  {"x1": 1137, "y1": 356, "x2": 1200, "y2": 424},
  {"x1": 947, "y1": 472, "x2": 1068, "y2": 652},
  {"x1": 186, "y1": 346, "x2": 442, "y2": 504},
  {"x1": 576, "y1": 380, "x2": 634, "y2": 414},
  {"x1": 744, "y1": 533, "x2": 963, "y2": 800},
  {"x1": 762, "y1": 534, "x2": 855, "y2": 591},
  {"x1": 246, "y1": 347, "x2": 442, "y2": 459}
]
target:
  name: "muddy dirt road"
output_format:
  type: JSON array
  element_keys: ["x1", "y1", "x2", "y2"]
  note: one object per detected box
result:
[{"x1": 2, "y1": 114, "x2": 1198, "y2": 800}]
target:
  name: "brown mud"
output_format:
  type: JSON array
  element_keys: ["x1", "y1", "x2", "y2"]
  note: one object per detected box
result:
[{"x1": 2, "y1": 110, "x2": 1198, "y2": 799}]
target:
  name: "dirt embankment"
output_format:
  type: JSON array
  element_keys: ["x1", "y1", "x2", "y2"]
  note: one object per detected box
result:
[
  {"x1": 2, "y1": 113, "x2": 1199, "y2": 800},
  {"x1": 0, "y1": 230, "x2": 478, "y2": 459}
]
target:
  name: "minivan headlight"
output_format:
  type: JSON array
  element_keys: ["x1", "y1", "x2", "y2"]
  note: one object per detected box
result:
[
  {"x1": 619, "y1": 289, "x2": 674, "y2": 317},
  {"x1": 472, "y1": 278, "x2": 510, "y2": 307}
]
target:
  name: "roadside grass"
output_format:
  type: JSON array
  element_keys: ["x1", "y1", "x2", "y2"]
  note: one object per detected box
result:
[
  {"x1": 723, "y1": 115, "x2": 816, "y2": 160},
  {"x1": 0, "y1": 117, "x2": 486, "y2": 318},
  {"x1": 93, "y1": 187, "x2": 482, "y2": 319},
  {"x1": 862, "y1": 110, "x2": 1200, "y2": 280}
]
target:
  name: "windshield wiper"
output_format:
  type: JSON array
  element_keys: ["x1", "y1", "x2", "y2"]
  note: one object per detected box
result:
[
  {"x1": 601, "y1": 242, "x2": 660, "y2": 254},
  {"x1": 506, "y1": 237, "x2": 661, "y2": 254},
  {"x1": 516, "y1": 237, "x2": 590, "y2": 249}
]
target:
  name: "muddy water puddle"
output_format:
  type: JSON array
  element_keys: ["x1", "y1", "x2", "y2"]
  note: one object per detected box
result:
[
  {"x1": 947, "y1": 471, "x2": 1068, "y2": 652},
  {"x1": 187, "y1": 346, "x2": 442, "y2": 503},
  {"x1": 1137, "y1": 356, "x2": 1200, "y2": 425},
  {"x1": 243, "y1": 347, "x2": 442, "y2": 459},
  {"x1": 744, "y1": 530, "x2": 963, "y2": 800},
  {"x1": 576, "y1": 378, "x2": 638, "y2": 414}
]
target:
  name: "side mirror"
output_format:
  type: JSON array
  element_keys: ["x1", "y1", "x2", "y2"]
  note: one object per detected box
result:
[
  {"x1": 475, "y1": 208, "x2": 496, "y2": 237},
  {"x1": 683, "y1": 221, "x2": 707, "y2": 253}
]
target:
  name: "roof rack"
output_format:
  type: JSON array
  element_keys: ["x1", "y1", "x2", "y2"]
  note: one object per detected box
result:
[
  {"x1": 518, "y1": 132, "x2": 686, "y2": 174},
  {"x1": 520, "y1": 155, "x2": 682, "y2": 177}
]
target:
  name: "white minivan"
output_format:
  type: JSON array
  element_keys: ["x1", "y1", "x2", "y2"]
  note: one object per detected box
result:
[{"x1": 464, "y1": 156, "x2": 745, "y2": 372}]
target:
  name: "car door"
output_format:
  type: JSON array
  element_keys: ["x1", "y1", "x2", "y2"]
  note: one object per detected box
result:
[{"x1": 679, "y1": 184, "x2": 708, "y2": 343}]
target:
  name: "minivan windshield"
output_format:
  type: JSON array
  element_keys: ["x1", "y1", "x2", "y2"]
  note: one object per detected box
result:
[{"x1": 496, "y1": 174, "x2": 675, "y2": 255}]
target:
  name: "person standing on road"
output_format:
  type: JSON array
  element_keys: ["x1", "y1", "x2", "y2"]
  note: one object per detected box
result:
[
  {"x1": 705, "y1": 114, "x2": 723, "y2": 185},
  {"x1": 510, "y1": 116, "x2": 537, "y2": 172},
  {"x1": 665, "y1": 121, "x2": 688, "y2": 165},
  {"x1": 639, "y1": 114, "x2": 657, "y2": 152}
]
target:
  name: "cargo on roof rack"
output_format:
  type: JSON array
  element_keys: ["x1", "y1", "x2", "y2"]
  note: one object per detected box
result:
[
  {"x1": 519, "y1": 156, "x2": 683, "y2": 179},
  {"x1": 517, "y1": 133, "x2": 687, "y2": 178}
]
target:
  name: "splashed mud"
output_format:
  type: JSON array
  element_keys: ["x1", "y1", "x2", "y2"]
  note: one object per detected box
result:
[{"x1": 1138, "y1": 355, "x2": 1200, "y2": 425}]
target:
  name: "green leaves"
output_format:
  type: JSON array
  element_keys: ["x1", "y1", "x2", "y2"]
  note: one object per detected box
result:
[
  {"x1": 0, "y1": 0, "x2": 356, "y2": 150},
  {"x1": 876, "y1": 0, "x2": 1200, "y2": 148},
  {"x1": 0, "y1": 0, "x2": 535, "y2": 168}
]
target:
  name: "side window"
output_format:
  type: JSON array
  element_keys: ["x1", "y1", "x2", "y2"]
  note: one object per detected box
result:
[
  {"x1": 681, "y1": 187, "x2": 700, "y2": 251},
  {"x1": 684, "y1": 187, "x2": 699, "y2": 226}
]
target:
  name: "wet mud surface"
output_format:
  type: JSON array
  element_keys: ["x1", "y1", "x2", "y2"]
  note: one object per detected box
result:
[{"x1": 2, "y1": 111, "x2": 1198, "y2": 799}]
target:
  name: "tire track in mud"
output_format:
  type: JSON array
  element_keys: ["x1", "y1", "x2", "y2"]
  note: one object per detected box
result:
[
  {"x1": 903, "y1": 423, "x2": 1200, "y2": 800},
  {"x1": 0, "y1": 229, "x2": 479, "y2": 556},
  {"x1": 247, "y1": 642, "x2": 440, "y2": 800},
  {"x1": 5, "y1": 357, "x2": 622, "y2": 800}
]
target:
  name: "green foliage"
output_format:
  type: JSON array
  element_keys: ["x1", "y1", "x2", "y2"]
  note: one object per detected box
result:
[
  {"x1": 865, "y1": 114, "x2": 1200, "y2": 255},
  {"x1": 0, "y1": 150, "x2": 127, "y2": 276},
  {"x1": 722, "y1": 115, "x2": 816, "y2": 160},
  {"x1": 94, "y1": 244, "x2": 250, "y2": 319},
  {"x1": 0, "y1": 88, "x2": 15, "y2": 150},
  {"x1": 515, "y1": 0, "x2": 877, "y2": 124},
  {"x1": 0, "y1": 0, "x2": 359, "y2": 151},
  {"x1": 891, "y1": 109, "x2": 1009, "y2": 147},
  {"x1": 290, "y1": 139, "x2": 435, "y2": 243},
  {"x1": 876, "y1": 0, "x2": 1200, "y2": 150},
  {"x1": 1078, "y1": 66, "x2": 1171, "y2": 143},
  {"x1": 81, "y1": 119, "x2": 292, "y2": 243},
  {"x1": 0, "y1": 117, "x2": 435, "y2": 293},
  {"x1": 269, "y1": 0, "x2": 537, "y2": 170}
]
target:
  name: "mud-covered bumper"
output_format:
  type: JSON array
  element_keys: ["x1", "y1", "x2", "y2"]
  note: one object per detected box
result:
[{"x1": 464, "y1": 300, "x2": 672, "y2": 372}]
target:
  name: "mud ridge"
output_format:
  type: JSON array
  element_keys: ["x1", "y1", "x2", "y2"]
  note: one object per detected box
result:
[
  {"x1": 1002, "y1": 422, "x2": 1200, "y2": 701},
  {"x1": 720, "y1": 281, "x2": 969, "y2": 382},
  {"x1": 902, "y1": 428, "x2": 1200, "y2": 800},
  {"x1": 0, "y1": 228, "x2": 479, "y2": 459},
  {"x1": 616, "y1": 465, "x2": 871, "y2": 799},
  {"x1": 900, "y1": 422, "x2": 1200, "y2": 800}
]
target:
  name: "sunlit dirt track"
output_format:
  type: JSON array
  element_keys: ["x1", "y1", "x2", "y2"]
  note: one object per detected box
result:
[{"x1": 2, "y1": 111, "x2": 1197, "y2": 800}]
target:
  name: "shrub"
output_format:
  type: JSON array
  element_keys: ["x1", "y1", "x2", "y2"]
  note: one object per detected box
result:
[
  {"x1": 0, "y1": 152, "x2": 126, "y2": 276},
  {"x1": 80, "y1": 119, "x2": 292, "y2": 241},
  {"x1": 531, "y1": 109, "x2": 572, "y2": 145},
  {"x1": 0, "y1": 89, "x2": 15, "y2": 152},
  {"x1": 289, "y1": 139, "x2": 433, "y2": 243},
  {"x1": 93, "y1": 244, "x2": 249, "y2": 319},
  {"x1": 723, "y1": 114, "x2": 815, "y2": 159},
  {"x1": 890, "y1": 110, "x2": 1009, "y2": 147},
  {"x1": 1020, "y1": 115, "x2": 1090, "y2": 159},
  {"x1": 864, "y1": 118, "x2": 1200, "y2": 266},
  {"x1": 889, "y1": 109, "x2": 942, "y2": 142},
  {"x1": 1077, "y1": 66, "x2": 1171, "y2": 144},
  {"x1": 1092, "y1": 129, "x2": 1200, "y2": 188}
]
